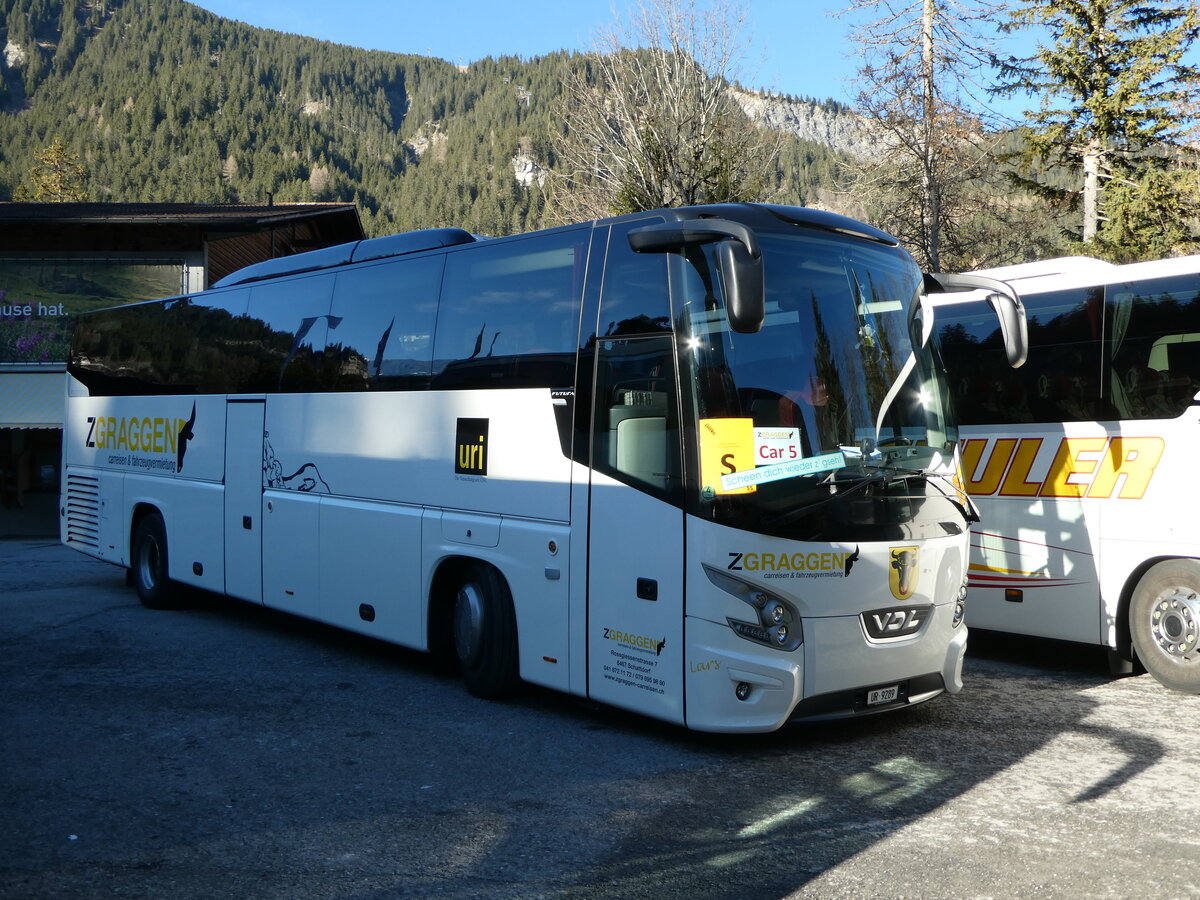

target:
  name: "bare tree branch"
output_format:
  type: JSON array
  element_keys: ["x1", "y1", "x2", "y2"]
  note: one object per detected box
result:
[
  {"x1": 548, "y1": 0, "x2": 778, "y2": 222},
  {"x1": 839, "y1": 0, "x2": 1033, "y2": 270}
]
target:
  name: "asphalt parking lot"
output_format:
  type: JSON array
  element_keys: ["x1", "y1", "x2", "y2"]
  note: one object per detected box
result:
[{"x1": 2, "y1": 538, "x2": 1198, "y2": 899}]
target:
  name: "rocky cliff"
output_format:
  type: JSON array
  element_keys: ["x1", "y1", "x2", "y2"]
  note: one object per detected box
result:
[{"x1": 729, "y1": 88, "x2": 875, "y2": 159}]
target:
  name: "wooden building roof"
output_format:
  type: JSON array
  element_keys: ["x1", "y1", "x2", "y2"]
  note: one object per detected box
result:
[{"x1": 0, "y1": 202, "x2": 364, "y2": 288}]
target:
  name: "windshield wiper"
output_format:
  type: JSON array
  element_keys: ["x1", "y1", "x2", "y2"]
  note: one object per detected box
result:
[
  {"x1": 924, "y1": 471, "x2": 980, "y2": 524},
  {"x1": 868, "y1": 464, "x2": 979, "y2": 521},
  {"x1": 762, "y1": 469, "x2": 898, "y2": 528},
  {"x1": 763, "y1": 465, "x2": 978, "y2": 529}
]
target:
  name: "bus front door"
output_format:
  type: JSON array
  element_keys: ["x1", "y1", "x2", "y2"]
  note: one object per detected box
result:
[{"x1": 586, "y1": 338, "x2": 686, "y2": 724}]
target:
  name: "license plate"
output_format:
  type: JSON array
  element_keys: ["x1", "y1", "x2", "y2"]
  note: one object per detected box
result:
[{"x1": 868, "y1": 685, "x2": 899, "y2": 706}]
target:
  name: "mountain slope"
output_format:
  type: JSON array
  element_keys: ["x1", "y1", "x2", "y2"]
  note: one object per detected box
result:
[{"x1": 0, "y1": 0, "x2": 852, "y2": 236}]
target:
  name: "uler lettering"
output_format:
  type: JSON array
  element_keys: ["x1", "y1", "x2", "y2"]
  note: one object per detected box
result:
[{"x1": 961, "y1": 436, "x2": 1163, "y2": 500}]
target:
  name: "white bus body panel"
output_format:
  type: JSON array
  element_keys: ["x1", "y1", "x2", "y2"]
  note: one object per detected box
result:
[
  {"x1": 421, "y1": 512, "x2": 572, "y2": 693},
  {"x1": 63, "y1": 393, "x2": 227, "y2": 592},
  {"x1": 318, "y1": 497, "x2": 425, "y2": 647},
  {"x1": 962, "y1": 411, "x2": 1197, "y2": 647},
  {"x1": 124, "y1": 474, "x2": 225, "y2": 593},
  {"x1": 259, "y1": 391, "x2": 571, "y2": 518},
  {"x1": 252, "y1": 389, "x2": 575, "y2": 691},
  {"x1": 262, "y1": 490, "x2": 322, "y2": 618},
  {"x1": 63, "y1": 395, "x2": 226, "y2": 483}
]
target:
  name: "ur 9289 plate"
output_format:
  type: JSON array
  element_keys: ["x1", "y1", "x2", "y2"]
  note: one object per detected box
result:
[{"x1": 868, "y1": 684, "x2": 900, "y2": 706}]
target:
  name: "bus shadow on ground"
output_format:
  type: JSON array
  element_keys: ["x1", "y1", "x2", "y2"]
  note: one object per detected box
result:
[
  {"x1": 534, "y1": 673, "x2": 1159, "y2": 899},
  {"x1": 966, "y1": 627, "x2": 1116, "y2": 678},
  {"x1": 197, "y1": 594, "x2": 1159, "y2": 899},
  {"x1": 3, "y1": 567, "x2": 1164, "y2": 900}
]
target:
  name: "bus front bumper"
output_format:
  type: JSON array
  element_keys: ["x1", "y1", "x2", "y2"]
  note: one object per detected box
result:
[{"x1": 683, "y1": 610, "x2": 967, "y2": 733}]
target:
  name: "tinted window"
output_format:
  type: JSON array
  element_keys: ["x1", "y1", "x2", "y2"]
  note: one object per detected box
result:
[
  {"x1": 1107, "y1": 273, "x2": 1200, "y2": 419},
  {"x1": 939, "y1": 287, "x2": 1107, "y2": 424},
  {"x1": 432, "y1": 229, "x2": 586, "y2": 389},
  {"x1": 595, "y1": 220, "x2": 670, "y2": 338},
  {"x1": 327, "y1": 256, "x2": 443, "y2": 391},
  {"x1": 69, "y1": 289, "x2": 251, "y2": 395},
  {"x1": 242, "y1": 276, "x2": 335, "y2": 392}
]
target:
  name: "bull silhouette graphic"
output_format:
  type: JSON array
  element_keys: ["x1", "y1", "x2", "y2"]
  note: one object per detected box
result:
[{"x1": 889, "y1": 547, "x2": 919, "y2": 600}]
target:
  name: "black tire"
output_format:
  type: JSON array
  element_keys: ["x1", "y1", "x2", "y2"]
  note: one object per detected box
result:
[
  {"x1": 452, "y1": 562, "x2": 520, "y2": 699},
  {"x1": 1129, "y1": 559, "x2": 1200, "y2": 693},
  {"x1": 131, "y1": 512, "x2": 178, "y2": 610}
]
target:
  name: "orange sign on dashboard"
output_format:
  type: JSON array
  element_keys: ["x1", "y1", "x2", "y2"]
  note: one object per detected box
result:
[{"x1": 699, "y1": 418, "x2": 755, "y2": 496}]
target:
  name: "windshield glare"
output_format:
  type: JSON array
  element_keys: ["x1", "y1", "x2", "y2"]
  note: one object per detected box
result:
[{"x1": 678, "y1": 229, "x2": 962, "y2": 541}]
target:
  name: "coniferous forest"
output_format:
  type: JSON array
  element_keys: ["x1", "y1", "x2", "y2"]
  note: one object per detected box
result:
[{"x1": 0, "y1": 0, "x2": 850, "y2": 238}]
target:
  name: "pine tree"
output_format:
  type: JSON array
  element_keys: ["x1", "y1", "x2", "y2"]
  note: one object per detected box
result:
[
  {"x1": 19, "y1": 136, "x2": 88, "y2": 201},
  {"x1": 995, "y1": 0, "x2": 1200, "y2": 254}
]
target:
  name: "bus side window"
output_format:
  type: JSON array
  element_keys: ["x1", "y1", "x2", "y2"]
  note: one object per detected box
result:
[
  {"x1": 591, "y1": 338, "x2": 681, "y2": 501},
  {"x1": 940, "y1": 287, "x2": 1108, "y2": 426},
  {"x1": 579, "y1": 221, "x2": 679, "y2": 499},
  {"x1": 1107, "y1": 273, "x2": 1200, "y2": 419},
  {"x1": 67, "y1": 289, "x2": 252, "y2": 396},
  {"x1": 1022, "y1": 287, "x2": 1108, "y2": 422},
  {"x1": 596, "y1": 220, "x2": 670, "y2": 338},
  {"x1": 934, "y1": 301, "x2": 1011, "y2": 425},
  {"x1": 432, "y1": 229, "x2": 586, "y2": 390},
  {"x1": 244, "y1": 275, "x2": 335, "y2": 393},
  {"x1": 328, "y1": 256, "x2": 442, "y2": 391},
  {"x1": 185, "y1": 288, "x2": 251, "y2": 393}
]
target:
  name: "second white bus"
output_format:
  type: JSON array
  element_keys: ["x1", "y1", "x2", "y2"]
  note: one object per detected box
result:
[{"x1": 936, "y1": 254, "x2": 1200, "y2": 692}]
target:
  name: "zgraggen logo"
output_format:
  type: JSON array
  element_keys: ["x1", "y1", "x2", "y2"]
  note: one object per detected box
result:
[{"x1": 84, "y1": 401, "x2": 197, "y2": 473}]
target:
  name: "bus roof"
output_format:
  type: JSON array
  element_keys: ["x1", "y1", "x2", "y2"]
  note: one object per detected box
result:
[
  {"x1": 212, "y1": 203, "x2": 904, "y2": 291},
  {"x1": 212, "y1": 227, "x2": 479, "y2": 288},
  {"x1": 972, "y1": 256, "x2": 1115, "y2": 285},
  {"x1": 973, "y1": 254, "x2": 1200, "y2": 296}
]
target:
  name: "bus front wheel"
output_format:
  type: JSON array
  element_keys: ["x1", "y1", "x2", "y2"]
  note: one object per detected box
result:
[
  {"x1": 1129, "y1": 559, "x2": 1200, "y2": 693},
  {"x1": 131, "y1": 512, "x2": 178, "y2": 610},
  {"x1": 452, "y1": 563, "x2": 519, "y2": 699}
]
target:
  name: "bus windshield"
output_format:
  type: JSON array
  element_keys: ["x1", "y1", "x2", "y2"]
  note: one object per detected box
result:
[{"x1": 680, "y1": 228, "x2": 964, "y2": 543}]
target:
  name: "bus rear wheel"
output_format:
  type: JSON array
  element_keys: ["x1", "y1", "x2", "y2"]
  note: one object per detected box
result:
[
  {"x1": 452, "y1": 562, "x2": 519, "y2": 699},
  {"x1": 1129, "y1": 559, "x2": 1200, "y2": 694},
  {"x1": 131, "y1": 512, "x2": 179, "y2": 610}
]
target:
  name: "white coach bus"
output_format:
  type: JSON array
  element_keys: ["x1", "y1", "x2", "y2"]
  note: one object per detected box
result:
[
  {"x1": 61, "y1": 203, "x2": 1025, "y2": 732},
  {"x1": 935, "y1": 254, "x2": 1200, "y2": 692}
]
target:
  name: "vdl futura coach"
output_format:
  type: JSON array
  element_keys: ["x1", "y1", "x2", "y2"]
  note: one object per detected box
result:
[{"x1": 61, "y1": 203, "x2": 1027, "y2": 733}]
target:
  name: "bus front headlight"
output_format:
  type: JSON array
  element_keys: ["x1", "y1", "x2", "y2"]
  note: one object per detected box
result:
[
  {"x1": 953, "y1": 580, "x2": 968, "y2": 628},
  {"x1": 703, "y1": 563, "x2": 804, "y2": 652}
]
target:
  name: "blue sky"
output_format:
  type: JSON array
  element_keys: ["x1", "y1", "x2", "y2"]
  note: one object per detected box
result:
[
  {"x1": 189, "y1": 1, "x2": 1192, "y2": 123},
  {"x1": 191, "y1": 1, "x2": 872, "y2": 102}
]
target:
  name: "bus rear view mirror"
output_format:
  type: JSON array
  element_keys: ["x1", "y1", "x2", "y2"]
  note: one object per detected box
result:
[
  {"x1": 629, "y1": 218, "x2": 764, "y2": 333},
  {"x1": 924, "y1": 272, "x2": 1028, "y2": 368},
  {"x1": 714, "y1": 237, "x2": 765, "y2": 334}
]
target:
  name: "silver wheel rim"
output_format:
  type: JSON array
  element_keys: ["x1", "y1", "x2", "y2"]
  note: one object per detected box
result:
[
  {"x1": 138, "y1": 536, "x2": 161, "y2": 592},
  {"x1": 1148, "y1": 586, "x2": 1200, "y2": 662},
  {"x1": 454, "y1": 582, "x2": 485, "y2": 666}
]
